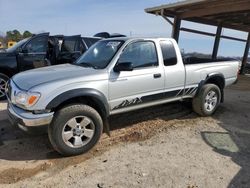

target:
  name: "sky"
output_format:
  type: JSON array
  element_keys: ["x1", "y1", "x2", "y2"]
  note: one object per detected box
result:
[{"x1": 0, "y1": 0, "x2": 249, "y2": 57}]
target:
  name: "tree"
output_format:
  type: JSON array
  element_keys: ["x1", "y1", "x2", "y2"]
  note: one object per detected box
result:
[
  {"x1": 23, "y1": 30, "x2": 32, "y2": 38},
  {"x1": 6, "y1": 30, "x2": 22, "y2": 42},
  {"x1": 5, "y1": 30, "x2": 33, "y2": 42}
]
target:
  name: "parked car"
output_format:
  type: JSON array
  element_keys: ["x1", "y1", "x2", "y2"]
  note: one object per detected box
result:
[
  {"x1": 94, "y1": 32, "x2": 126, "y2": 38},
  {"x1": 7, "y1": 37, "x2": 240, "y2": 156},
  {"x1": 0, "y1": 33, "x2": 100, "y2": 99}
]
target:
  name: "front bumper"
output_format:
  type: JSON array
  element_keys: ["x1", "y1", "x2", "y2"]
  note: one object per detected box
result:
[{"x1": 7, "y1": 103, "x2": 54, "y2": 129}]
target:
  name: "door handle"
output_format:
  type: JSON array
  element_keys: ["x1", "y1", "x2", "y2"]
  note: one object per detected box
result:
[{"x1": 153, "y1": 73, "x2": 161, "y2": 78}]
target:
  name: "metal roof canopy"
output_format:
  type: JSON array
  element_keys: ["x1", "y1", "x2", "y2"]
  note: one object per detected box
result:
[{"x1": 145, "y1": 0, "x2": 250, "y2": 74}]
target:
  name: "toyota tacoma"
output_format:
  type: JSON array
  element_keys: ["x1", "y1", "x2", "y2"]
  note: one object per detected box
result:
[{"x1": 7, "y1": 37, "x2": 240, "y2": 156}]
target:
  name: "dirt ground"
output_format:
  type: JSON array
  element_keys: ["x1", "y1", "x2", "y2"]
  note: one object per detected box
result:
[{"x1": 0, "y1": 75, "x2": 250, "y2": 188}]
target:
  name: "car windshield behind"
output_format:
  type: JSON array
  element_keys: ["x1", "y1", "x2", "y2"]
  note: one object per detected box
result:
[
  {"x1": 75, "y1": 40, "x2": 124, "y2": 69},
  {"x1": 6, "y1": 38, "x2": 29, "y2": 53}
]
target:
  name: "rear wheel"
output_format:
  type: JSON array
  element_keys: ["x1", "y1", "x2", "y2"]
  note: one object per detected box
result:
[
  {"x1": 48, "y1": 104, "x2": 103, "y2": 156},
  {"x1": 0, "y1": 73, "x2": 9, "y2": 100},
  {"x1": 192, "y1": 84, "x2": 221, "y2": 116}
]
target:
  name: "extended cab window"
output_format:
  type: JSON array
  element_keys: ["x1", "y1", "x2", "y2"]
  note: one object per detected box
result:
[
  {"x1": 118, "y1": 41, "x2": 158, "y2": 68},
  {"x1": 24, "y1": 37, "x2": 47, "y2": 53},
  {"x1": 160, "y1": 41, "x2": 177, "y2": 66}
]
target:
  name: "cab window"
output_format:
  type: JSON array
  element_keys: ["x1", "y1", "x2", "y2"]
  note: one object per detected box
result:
[
  {"x1": 118, "y1": 41, "x2": 158, "y2": 68},
  {"x1": 160, "y1": 41, "x2": 177, "y2": 66}
]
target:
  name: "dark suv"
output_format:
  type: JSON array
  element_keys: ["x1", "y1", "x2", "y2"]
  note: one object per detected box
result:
[{"x1": 0, "y1": 33, "x2": 100, "y2": 99}]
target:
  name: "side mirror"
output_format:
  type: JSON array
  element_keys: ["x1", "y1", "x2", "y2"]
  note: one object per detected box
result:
[
  {"x1": 16, "y1": 47, "x2": 28, "y2": 54},
  {"x1": 114, "y1": 62, "x2": 133, "y2": 72},
  {"x1": 16, "y1": 47, "x2": 22, "y2": 53},
  {"x1": 21, "y1": 48, "x2": 28, "y2": 53}
]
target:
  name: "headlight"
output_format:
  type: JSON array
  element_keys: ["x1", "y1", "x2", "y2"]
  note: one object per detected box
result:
[{"x1": 15, "y1": 91, "x2": 41, "y2": 108}]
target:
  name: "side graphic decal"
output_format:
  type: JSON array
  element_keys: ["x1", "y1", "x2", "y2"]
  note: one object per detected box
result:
[
  {"x1": 112, "y1": 97, "x2": 143, "y2": 110},
  {"x1": 112, "y1": 87, "x2": 197, "y2": 110}
]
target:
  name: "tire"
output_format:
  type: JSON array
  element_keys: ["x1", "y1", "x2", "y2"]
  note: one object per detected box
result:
[
  {"x1": 0, "y1": 73, "x2": 9, "y2": 100},
  {"x1": 192, "y1": 84, "x2": 221, "y2": 116},
  {"x1": 48, "y1": 104, "x2": 103, "y2": 156}
]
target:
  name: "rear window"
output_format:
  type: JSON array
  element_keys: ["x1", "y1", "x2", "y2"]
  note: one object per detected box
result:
[
  {"x1": 160, "y1": 41, "x2": 177, "y2": 66},
  {"x1": 82, "y1": 37, "x2": 100, "y2": 48}
]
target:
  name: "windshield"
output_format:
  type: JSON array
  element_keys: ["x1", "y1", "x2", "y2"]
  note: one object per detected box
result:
[
  {"x1": 75, "y1": 40, "x2": 124, "y2": 69},
  {"x1": 6, "y1": 38, "x2": 29, "y2": 53}
]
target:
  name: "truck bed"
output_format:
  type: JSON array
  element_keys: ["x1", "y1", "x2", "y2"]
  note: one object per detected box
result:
[{"x1": 184, "y1": 60, "x2": 240, "y2": 89}]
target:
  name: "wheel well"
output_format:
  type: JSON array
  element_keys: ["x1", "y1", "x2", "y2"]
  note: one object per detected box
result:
[
  {"x1": 205, "y1": 76, "x2": 225, "y2": 90},
  {"x1": 204, "y1": 75, "x2": 225, "y2": 102},
  {"x1": 52, "y1": 96, "x2": 107, "y2": 121},
  {"x1": 0, "y1": 69, "x2": 12, "y2": 78}
]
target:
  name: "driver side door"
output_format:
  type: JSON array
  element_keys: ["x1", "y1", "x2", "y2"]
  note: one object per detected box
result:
[
  {"x1": 17, "y1": 33, "x2": 49, "y2": 71},
  {"x1": 109, "y1": 40, "x2": 165, "y2": 114}
]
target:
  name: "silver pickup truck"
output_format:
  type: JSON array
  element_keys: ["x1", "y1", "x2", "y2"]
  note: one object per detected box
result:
[{"x1": 7, "y1": 37, "x2": 240, "y2": 156}]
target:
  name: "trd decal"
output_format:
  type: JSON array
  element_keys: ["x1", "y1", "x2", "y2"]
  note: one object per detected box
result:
[{"x1": 113, "y1": 97, "x2": 142, "y2": 110}]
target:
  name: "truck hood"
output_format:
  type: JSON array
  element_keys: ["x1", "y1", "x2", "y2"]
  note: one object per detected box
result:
[{"x1": 12, "y1": 64, "x2": 107, "y2": 90}]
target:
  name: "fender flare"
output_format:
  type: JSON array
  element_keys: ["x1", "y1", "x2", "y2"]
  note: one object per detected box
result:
[
  {"x1": 196, "y1": 73, "x2": 225, "y2": 102},
  {"x1": 46, "y1": 88, "x2": 110, "y2": 117}
]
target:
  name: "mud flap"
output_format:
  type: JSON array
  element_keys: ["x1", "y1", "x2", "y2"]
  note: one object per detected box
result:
[{"x1": 221, "y1": 89, "x2": 224, "y2": 103}]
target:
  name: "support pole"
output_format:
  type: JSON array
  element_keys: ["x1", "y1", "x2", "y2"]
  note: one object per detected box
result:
[
  {"x1": 240, "y1": 32, "x2": 250, "y2": 74},
  {"x1": 172, "y1": 16, "x2": 181, "y2": 43},
  {"x1": 212, "y1": 25, "x2": 222, "y2": 60},
  {"x1": 160, "y1": 9, "x2": 173, "y2": 26}
]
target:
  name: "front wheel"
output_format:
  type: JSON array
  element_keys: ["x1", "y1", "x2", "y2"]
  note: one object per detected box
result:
[
  {"x1": 0, "y1": 73, "x2": 9, "y2": 100},
  {"x1": 48, "y1": 104, "x2": 103, "y2": 156},
  {"x1": 192, "y1": 84, "x2": 221, "y2": 116}
]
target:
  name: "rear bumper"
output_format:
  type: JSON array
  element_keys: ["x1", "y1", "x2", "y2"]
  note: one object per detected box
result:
[{"x1": 7, "y1": 103, "x2": 54, "y2": 129}]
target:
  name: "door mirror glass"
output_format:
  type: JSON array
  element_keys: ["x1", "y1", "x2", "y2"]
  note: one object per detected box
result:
[{"x1": 114, "y1": 62, "x2": 133, "y2": 72}]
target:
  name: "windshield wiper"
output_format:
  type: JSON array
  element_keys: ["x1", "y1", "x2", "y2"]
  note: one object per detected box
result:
[{"x1": 76, "y1": 62, "x2": 98, "y2": 69}]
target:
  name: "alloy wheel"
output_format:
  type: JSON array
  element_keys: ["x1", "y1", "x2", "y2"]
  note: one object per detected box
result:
[
  {"x1": 204, "y1": 90, "x2": 218, "y2": 112},
  {"x1": 62, "y1": 116, "x2": 95, "y2": 148},
  {"x1": 0, "y1": 78, "x2": 7, "y2": 98}
]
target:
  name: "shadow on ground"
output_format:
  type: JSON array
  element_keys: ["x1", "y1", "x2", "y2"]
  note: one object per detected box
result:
[{"x1": 201, "y1": 76, "x2": 250, "y2": 187}]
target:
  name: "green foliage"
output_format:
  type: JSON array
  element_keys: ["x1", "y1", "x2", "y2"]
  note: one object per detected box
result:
[
  {"x1": 6, "y1": 30, "x2": 21, "y2": 41},
  {"x1": 5, "y1": 30, "x2": 33, "y2": 42},
  {"x1": 23, "y1": 30, "x2": 33, "y2": 38}
]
